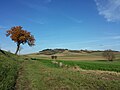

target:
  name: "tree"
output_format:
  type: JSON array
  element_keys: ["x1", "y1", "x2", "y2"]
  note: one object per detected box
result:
[
  {"x1": 19, "y1": 46, "x2": 23, "y2": 55},
  {"x1": 103, "y1": 49, "x2": 115, "y2": 61},
  {"x1": 6, "y1": 26, "x2": 35, "y2": 55}
]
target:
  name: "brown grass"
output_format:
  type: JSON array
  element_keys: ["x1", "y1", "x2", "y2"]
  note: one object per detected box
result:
[{"x1": 26, "y1": 51, "x2": 120, "y2": 61}]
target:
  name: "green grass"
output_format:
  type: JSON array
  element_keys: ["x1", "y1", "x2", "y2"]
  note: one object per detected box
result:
[
  {"x1": 59, "y1": 60, "x2": 120, "y2": 72},
  {"x1": 1, "y1": 50, "x2": 120, "y2": 90},
  {"x1": 0, "y1": 50, "x2": 20, "y2": 90},
  {"x1": 33, "y1": 59, "x2": 120, "y2": 72},
  {"x1": 16, "y1": 59, "x2": 120, "y2": 90}
]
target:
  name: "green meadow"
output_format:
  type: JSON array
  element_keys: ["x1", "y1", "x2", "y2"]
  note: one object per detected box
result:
[{"x1": 0, "y1": 50, "x2": 120, "y2": 90}]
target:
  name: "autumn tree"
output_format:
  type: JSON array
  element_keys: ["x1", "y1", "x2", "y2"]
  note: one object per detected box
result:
[
  {"x1": 103, "y1": 49, "x2": 115, "y2": 61},
  {"x1": 19, "y1": 46, "x2": 23, "y2": 55},
  {"x1": 6, "y1": 26, "x2": 35, "y2": 55}
]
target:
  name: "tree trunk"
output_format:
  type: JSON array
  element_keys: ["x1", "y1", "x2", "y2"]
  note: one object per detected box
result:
[{"x1": 15, "y1": 43, "x2": 20, "y2": 55}]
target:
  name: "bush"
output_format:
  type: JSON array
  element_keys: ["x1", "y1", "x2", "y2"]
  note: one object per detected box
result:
[{"x1": 103, "y1": 49, "x2": 115, "y2": 61}]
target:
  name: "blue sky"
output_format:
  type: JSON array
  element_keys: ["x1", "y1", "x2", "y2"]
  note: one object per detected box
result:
[{"x1": 0, "y1": 0, "x2": 120, "y2": 54}]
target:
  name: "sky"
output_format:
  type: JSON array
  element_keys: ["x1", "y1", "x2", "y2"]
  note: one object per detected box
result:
[{"x1": 0, "y1": 0, "x2": 120, "y2": 54}]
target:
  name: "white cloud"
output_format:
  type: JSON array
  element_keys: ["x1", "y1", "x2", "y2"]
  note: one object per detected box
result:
[
  {"x1": 63, "y1": 14, "x2": 82, "y2": 23},
  {"x1": 66, "y1": 16, "x2": 82, "y2": 23},
  {"x1": 95, "y1": 0, "x2": 120, "y2": 22}
]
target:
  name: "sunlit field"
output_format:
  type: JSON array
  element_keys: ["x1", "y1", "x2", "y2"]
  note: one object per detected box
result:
[
  {"x1": 1, "y1": 50, "x2": 120, "y2": 90},
  {"x1": 15, "y1": 59, "x2": 120, "y2": 90},
  {"x1": 27, "y1": 51, "x2": 120, "y2": 61}
]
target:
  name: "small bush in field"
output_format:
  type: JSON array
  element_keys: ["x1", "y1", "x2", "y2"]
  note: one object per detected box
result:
[{"x1": 103, "y1": 49, "x2": 115, "y2": 61}]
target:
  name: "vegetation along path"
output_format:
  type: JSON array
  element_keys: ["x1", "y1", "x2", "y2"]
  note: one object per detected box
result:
[{"x1": 15, "y1": 59, "x2": 120, "y2": 90}]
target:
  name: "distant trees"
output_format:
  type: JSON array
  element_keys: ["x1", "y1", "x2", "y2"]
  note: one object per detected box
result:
[
  {"x1": 103, "y1": 49, "x2": 115, "y2": 61},
  {"x1": 6, "y1": 26, "x2": 35, "y2": 55},
  {"x1": 39, "y1": 49, "x2": 68, "y2": 55}
]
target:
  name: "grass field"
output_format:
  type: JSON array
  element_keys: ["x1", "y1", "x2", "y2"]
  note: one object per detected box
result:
[
  {"x1": 59, "y1": 60, "x2": 120, "y2": 72},
  {"x1": 15, "y1": 59, "x2": 120, "y2": 90},
  {"x1": 0, "y1": 50, "x2": 20, "y2": 90},
  {"x1": 1, "y1": 50, "x2": 120, "y2": 90},
  {"x1": 36, "y1": 59, "x2": 120, "y2": 72}
]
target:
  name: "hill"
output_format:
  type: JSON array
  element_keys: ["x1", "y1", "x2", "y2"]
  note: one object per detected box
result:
[
  {"x1": 28, "y1": 49, "x2": 120, "y2": 60},
  {"x1": 38, "y1": 49, "x2": 69, "y2": 55},
  {"x1": 39, "y1": 49, "x2": 119, "y2": 55},
  {"x1": 0, "y1": 49, "x2": 20, "y2": 90}
]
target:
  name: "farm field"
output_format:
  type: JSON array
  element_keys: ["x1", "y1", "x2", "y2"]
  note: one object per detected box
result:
[
  {"x1": 58, "y1": 60, "x2": 120, "y2": 72},
  {"x1": 27, "y1": 51, "x2": 120, "y2": 61}
]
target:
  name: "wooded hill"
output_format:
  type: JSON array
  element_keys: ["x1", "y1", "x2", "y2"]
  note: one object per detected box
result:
[{"x1": 38, "y1": 49, "x2": 119, "y2": 55}]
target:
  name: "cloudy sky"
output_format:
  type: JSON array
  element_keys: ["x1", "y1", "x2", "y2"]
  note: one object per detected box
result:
[{"x1": 0, "y1": 0, "x2": 120, "y2": 54}]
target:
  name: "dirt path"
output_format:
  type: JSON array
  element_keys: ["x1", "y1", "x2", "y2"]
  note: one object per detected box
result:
[{"x1": 15, "y1": 61, "x2": 32, "y2": 90}]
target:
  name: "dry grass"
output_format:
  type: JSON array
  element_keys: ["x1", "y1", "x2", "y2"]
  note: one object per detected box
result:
[
  {"x1": 27, "y1": 53, "x2": 105, "y2": 61},
  {"x1": 27, "y1": 51, "x2": 120, "y2": 61}
]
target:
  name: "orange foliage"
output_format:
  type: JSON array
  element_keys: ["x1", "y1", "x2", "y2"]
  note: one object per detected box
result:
[{"x1": 6, "y1": 26, "x2": 35, "y2": 46}]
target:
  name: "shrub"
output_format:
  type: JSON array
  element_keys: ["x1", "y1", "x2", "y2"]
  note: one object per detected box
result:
[{"x1": 103, "y1": 49, "x2": 115, "y2": 61}]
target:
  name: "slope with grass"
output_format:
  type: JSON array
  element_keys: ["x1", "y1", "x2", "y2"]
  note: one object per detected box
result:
[
  {"x1": 15, "y1": 59, "x2": 120, "y2": 90},
  {"x1": 0, "y1": 50, "x2": 20, "y2": 90}
]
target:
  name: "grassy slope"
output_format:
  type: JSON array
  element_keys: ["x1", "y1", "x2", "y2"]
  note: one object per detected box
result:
[
  {"x1": 16, "y1": 59, "x2": 120, "y2": 90},
  {"x1": 0, "y1": 50, "x2": 20, "y2": 90}
]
